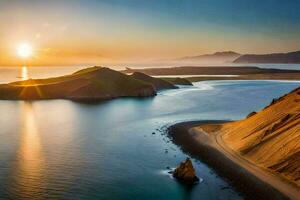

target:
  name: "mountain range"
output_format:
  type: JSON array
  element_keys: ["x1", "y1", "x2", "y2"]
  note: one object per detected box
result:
[
  {"x1": 178, "y1": 51, "x2": 240, "y2": 63},
  {"x1": 233, "y1": 50, "x2": 300, "y2": 63},
  {"x1": 178, "y1": 50, "x2": 300, "y2": 64}
]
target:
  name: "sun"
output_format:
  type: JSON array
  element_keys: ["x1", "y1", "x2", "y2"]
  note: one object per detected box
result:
[{"x1": 17, "y1": 43, "x2": 33, "y2": 59}]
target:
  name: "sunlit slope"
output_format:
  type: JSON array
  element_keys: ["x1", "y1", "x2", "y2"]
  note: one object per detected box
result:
[
  {"x1": 221, "y1": 87, "x2": 300, "y2": 186},
  {"x1": 0, "y1": 67, "x2": 156, "y2": 100}
]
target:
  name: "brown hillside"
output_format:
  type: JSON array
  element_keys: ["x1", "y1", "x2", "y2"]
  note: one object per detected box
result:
[
  {"x1": 220, "y1": 87, "x2": 300, "y2": 186},
  {"x1": 0, "y1": 67, "x2": 156, "y2": 100}
]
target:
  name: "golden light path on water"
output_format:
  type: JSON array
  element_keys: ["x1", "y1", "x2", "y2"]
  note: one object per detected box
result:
[
  {"x1": 22, "y1": 66, "x2": 29, "y2": 80},
  {"x1": 9, "y1": 102, "x2": 45, "y2": 199}
]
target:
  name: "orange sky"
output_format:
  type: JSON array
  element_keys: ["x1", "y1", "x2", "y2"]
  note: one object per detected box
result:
[{"x1": 0, "y1": 0, "x2": 300, "y2": 66}]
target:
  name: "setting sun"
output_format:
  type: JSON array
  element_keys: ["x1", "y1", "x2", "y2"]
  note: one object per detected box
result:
[{"x1": 17, "y1": 43, "x2": 33, "y2": 59}]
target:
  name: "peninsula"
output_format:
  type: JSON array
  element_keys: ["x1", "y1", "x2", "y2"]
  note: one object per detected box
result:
[{"x1": 168, "y1": 86, "x2": 300, "y2": 199}]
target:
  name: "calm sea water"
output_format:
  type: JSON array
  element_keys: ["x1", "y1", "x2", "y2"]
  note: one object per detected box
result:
[{"x1": 0, "y1": 67, "x2": 299, "y2": 199}]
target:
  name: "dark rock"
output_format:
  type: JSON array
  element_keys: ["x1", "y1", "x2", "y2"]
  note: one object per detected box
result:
[
  {"x1": 221, "y1": 186, "x2": 230, "y2": 190},
  {"x1": 271, "y1": 98, "x2": 278, "y2": 105},
  {"x1": 246, "y1": 111, "x2": 257, "y2": 118},
  {"x1": 152, "y1": 132, "x2": 156, "y2": 135},
  {"x1": 173, "y1": 158, "x2": 199, "y2": 184},
  {"x1": 281, "y1": 114, "x2": 292, "y2": 123}
]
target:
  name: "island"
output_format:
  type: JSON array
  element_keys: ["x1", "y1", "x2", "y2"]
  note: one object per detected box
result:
[
  {"x1": 0, "y1": 66, "x2": 182, "y2": 100},
  {"x1": 168, "y1": 86, "x2": 300, "y2": 199}
]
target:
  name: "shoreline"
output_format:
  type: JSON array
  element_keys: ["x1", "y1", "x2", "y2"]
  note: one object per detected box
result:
[
  {"x1": 185, "y1": 73, "x2": 300, "y2": 82},
  {"x1": 167, "y1": 120, "x2": 293, "y2": 200}
]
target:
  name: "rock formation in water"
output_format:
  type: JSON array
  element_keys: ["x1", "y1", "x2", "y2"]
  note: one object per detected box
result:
[
  {"x1": 130, "y1": 72, "x2": 178, "y2": 90},
  {"x1": 173, "y1": 158, "x2": 199, "y2": 184},
  {"x1": 220, "y1": 86, "x2": 300, "y2": 186},
  {"x1": 0, "y1": 67, "x2": 157, "y2": 100}
]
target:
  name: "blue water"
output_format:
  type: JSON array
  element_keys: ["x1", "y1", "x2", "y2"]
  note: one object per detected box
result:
[{"x1": 0, "y1": 80, "x2": 299, "y2": 199}]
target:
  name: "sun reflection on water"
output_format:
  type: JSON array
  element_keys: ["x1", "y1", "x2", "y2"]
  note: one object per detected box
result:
[
  {"x1": 22, "y1": 66, "x2": 29, "y2": 80},
  {"x1": 9, "y1": 102, "x2": 45, "y2": 199}
]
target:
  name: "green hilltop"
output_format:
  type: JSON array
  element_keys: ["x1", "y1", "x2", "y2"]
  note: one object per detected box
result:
[{"x1": 0, "y1": 67, "x2": 158, "y2": 100}]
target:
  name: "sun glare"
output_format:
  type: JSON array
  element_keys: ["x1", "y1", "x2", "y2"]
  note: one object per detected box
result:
[{"x1": 17, "y1": 43, "x2": 33, "y2": 59}]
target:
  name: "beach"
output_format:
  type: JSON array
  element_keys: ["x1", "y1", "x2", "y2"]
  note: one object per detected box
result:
[{"x1": 168, "y1": 121, "x2": 300, "y2": 200}]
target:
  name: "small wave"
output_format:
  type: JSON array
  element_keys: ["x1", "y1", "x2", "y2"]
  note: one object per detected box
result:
[
  {"x1": 158, "y1": 168, "x2": 176, "y2": 178},
  {"x1": 196, "y1": 83, "x2": 214, "y2": 90},
  {"x1": 160, "y1": 83, "x2": 214, "y2": 96}
]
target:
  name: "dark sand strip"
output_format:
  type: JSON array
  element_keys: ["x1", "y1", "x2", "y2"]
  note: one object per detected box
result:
[{"x1": 167, "y1": 121, "x2": 290, "y2": 200}]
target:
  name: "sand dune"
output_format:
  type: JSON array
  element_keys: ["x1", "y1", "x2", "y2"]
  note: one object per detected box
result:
[
  {"x1": 168, "y1": 85, "x2": 300, "y2": 199},
  {"x1": 218, "y1": 86, "x2": 300, "y2": 186}
]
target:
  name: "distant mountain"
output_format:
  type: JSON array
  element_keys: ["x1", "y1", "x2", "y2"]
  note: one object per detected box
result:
[
  {"x1": 178, "y1": 51, "x2": 241, "y2": 63},
  {"x1": 0, "y1": 67, "x2": 157, "y2": 100},
  {"x1": 233, "y1": 50, "x2": 300, "y2": 63}
]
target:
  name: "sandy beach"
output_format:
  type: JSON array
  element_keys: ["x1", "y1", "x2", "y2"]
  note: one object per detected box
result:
[{"x1": 168, "y1": 121, "x2": 300, "y2": 200}]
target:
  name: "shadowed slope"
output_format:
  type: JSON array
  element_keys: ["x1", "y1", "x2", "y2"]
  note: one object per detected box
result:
[
  {"x1": 161, "y1": 77, "x2": 193, "y2": 86},
  {"x1": 130, "y1": 72, "x2": 178, "y2": 90},
  {"x1": 0, "y1": 67, "x2": 156, "y2": 100}
]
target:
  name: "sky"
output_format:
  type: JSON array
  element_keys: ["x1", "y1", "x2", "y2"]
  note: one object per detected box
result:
[{"x1": 0, "y1": 0, "x2": 300, "y2": 66}]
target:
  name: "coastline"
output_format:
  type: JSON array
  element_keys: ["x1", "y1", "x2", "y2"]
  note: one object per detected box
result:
[
  {"x1": 167, "y1": 121, "x2": 296, "y2": 200},
  {"x1": 185, "y1": 73, "x2": 300, "y2": 82}
]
